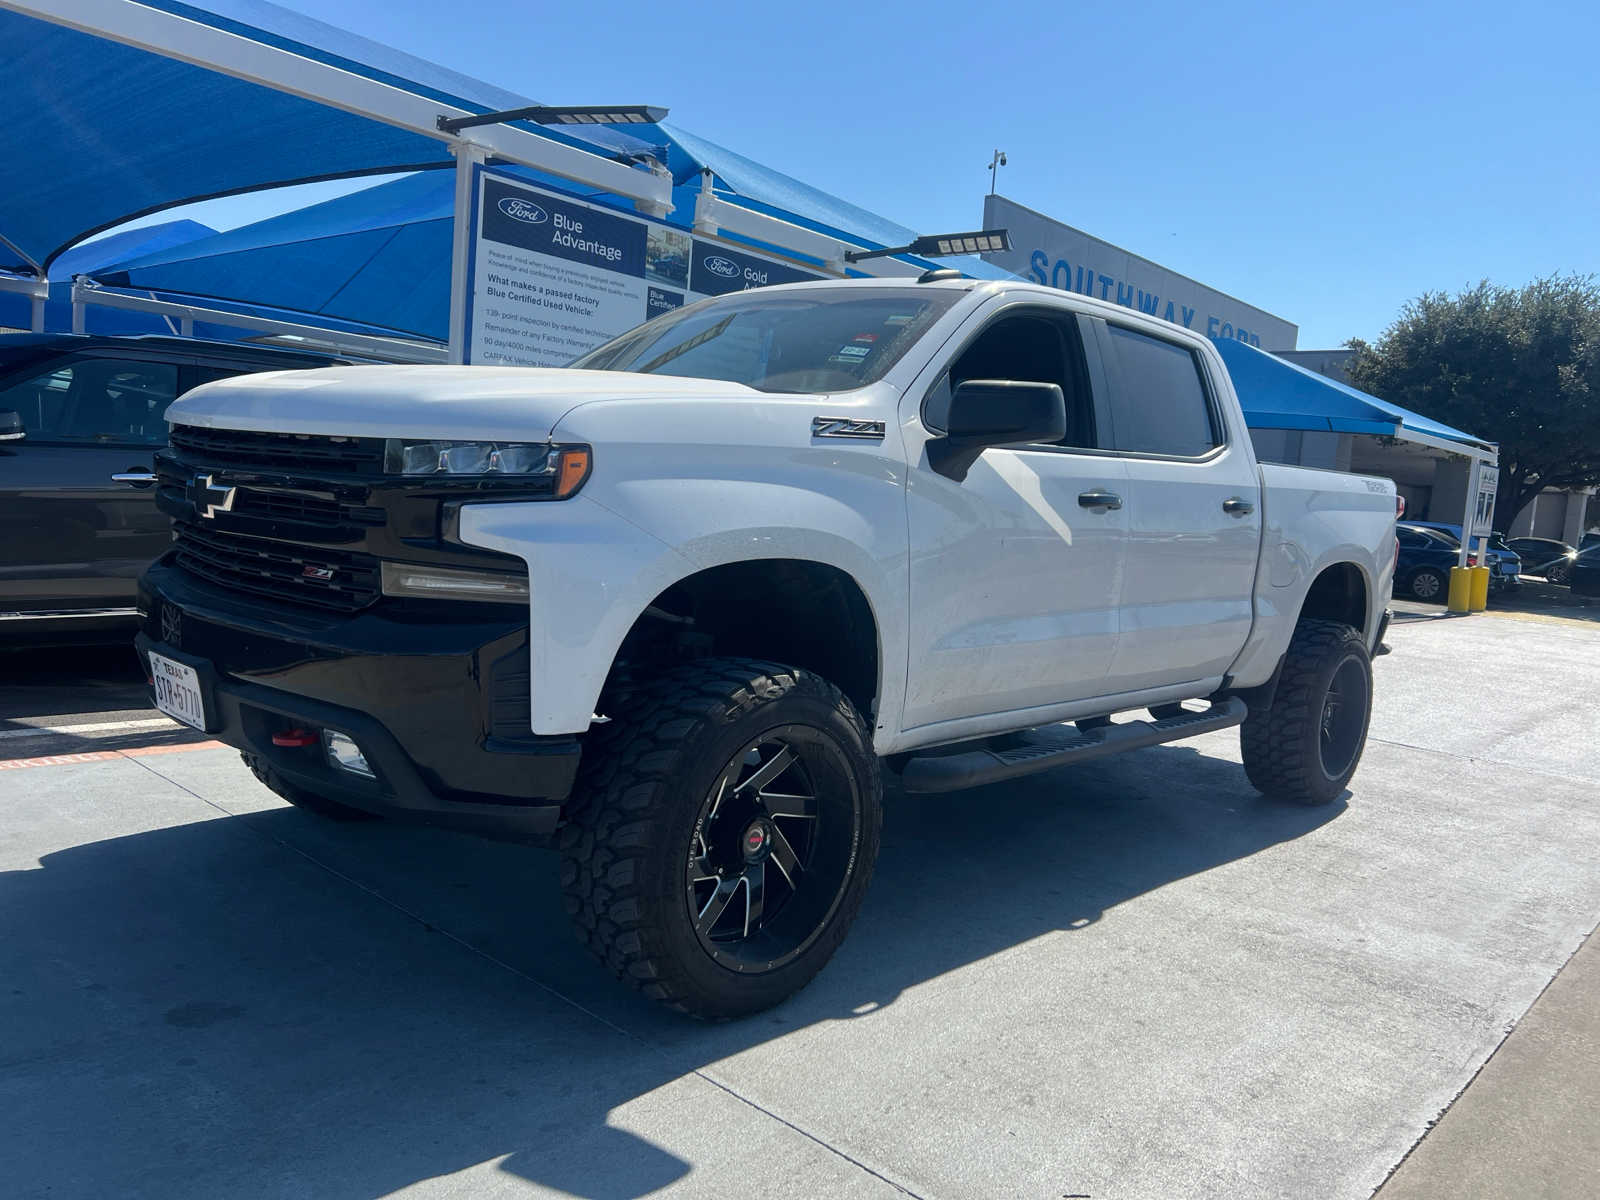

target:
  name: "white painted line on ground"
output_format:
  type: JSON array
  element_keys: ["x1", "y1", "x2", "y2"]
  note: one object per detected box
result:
[{"x1": 0, "y1": 716, "x2": 176, "y2": 740}]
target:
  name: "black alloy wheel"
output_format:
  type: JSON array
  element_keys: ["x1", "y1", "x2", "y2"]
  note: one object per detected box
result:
[
  {"x1": 1316, "y1": 656, "x2": 1369, "y2": 781},
  {"x1": 686, "y1": 729, "x2": 857, "y2": 974},
  {"x1": 560, "y1": 658, "x2": 882, "y2": 1019}
]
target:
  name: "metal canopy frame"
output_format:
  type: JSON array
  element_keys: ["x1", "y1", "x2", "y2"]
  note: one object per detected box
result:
[
  {"x1": 69, "y1": 279, "x2": 446, "y2": 363},
  {"x1": 0, "y1": 272, "x2": 48, "y2": 332}
]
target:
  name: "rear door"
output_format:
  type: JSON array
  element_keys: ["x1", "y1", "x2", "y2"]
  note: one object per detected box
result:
[
  {"x1": 0, "y1": 353, "x2": 182, "y2": 614},
  {"x1": 1085, "y1": 318, "x2": 1262, "y2": 694}
]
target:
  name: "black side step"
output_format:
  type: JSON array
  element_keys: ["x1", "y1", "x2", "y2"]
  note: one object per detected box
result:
[{"x1": 899, "y1": 698, "x2": 1249, "y2": 794}]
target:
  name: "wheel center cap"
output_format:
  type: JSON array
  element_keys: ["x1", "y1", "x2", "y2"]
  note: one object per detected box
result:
[{"x1": 742, "y1": 819, "x2": 773, "y2": 862}]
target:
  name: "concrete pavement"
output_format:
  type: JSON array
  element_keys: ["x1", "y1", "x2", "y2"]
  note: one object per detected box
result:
[{"x1": 2, "y1": 606, "x2": 1597, "y2": 1198}]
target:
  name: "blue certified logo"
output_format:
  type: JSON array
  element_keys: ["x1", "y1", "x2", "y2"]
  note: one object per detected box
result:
[
  {"x1": 498, "y1": 197, "x2": 548, "y2": 224},
  {"x1": 704, "y1": 255, "x2": 741, "y2": 279}
]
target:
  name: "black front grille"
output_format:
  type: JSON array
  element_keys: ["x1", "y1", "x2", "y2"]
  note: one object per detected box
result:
[
  {"x1": 170, "y1": 425, "x2": 387, "y2": 476},
  {"x1": 173, "y1": 521, "x2": 381, "y2": 612}
]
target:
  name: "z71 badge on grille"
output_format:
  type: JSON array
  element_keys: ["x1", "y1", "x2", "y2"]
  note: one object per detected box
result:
[{"x1": 811, "y1": 416, "x2": 885, "y2": 440}]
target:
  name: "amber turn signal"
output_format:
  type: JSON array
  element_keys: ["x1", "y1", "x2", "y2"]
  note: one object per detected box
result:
[{"x1": 554, "y1": 447, "x2": 592, "y2": 499}]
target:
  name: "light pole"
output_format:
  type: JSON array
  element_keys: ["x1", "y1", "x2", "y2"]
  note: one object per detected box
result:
[{"x1": 987, "y1": 149, "x2": 1007, "y2": 195}]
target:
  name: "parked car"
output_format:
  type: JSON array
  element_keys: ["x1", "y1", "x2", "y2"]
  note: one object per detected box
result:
[
  {"x1": 134, "y1": 275, "x2": 1397, "y2": 1017},
  {"x1": 1505, "y1": 535, "x2": 1579, "y2": 584},
  {"x1": 1571, "y1": 545, "x2": 1600, "y2": 597},
  {"x1": 1404, "y1": 521, "x2": 1521, "y2": 590},
  {"x1": 0, "y1": 334, "x2": 345, "y2": 643},
  {"x1": 1394, "y1": 523, "x2": 1467, "y2": 602}
]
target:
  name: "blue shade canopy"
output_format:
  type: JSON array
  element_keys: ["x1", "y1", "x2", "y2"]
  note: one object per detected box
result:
[
  {"x1": 96, "y1": 173, "x2": 456, "y2": 339},
  {"x1": 90, "y1": 158, "x2": 1014, "y2": 343},
  {"x1": 1213, "y1": 336, "x2": 1491, "y2": 452},
  {"x1": 0, "y1": 0, "x2": 669, "y2": 276}
]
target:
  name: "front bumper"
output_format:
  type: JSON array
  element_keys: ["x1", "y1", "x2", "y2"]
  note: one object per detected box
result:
[{"x1": 137, "y1": 559, "x2": 580, "y2": 841}]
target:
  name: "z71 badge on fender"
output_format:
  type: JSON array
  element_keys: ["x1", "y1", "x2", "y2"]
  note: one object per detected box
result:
[{"x1": 811, "y1": 416, "x2": 886, "y2": 440}]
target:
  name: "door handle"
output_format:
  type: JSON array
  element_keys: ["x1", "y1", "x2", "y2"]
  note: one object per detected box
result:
[
  {"x1": 112, "y1": 471, "x2": 157, "y2": 487},
  {"x1": 1077, "y1": 490, "x2": 1123, "y2": 511},
  {"x1": 1222, "y1": 496, "x2": 1255, "y2": 516}
]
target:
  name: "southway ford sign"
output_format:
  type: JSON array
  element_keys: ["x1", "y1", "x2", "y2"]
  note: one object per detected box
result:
[{"x1": 980, "y1": 195, "x2": 1298, "y2": 351}]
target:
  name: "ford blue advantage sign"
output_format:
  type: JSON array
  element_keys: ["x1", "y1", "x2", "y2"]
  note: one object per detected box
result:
[
  {"x1": 480, "y1": 177, "x2": 646, "y2": 276},
  {"x1": 466, "y1": 170, "x2": 827, "y2": 366}
]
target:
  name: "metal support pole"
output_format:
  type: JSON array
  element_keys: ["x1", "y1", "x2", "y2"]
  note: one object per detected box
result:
[
  {"x1": 446, "y1": 143, "x2": 486, "y2": 365},
  {"x1": 179, "y1": 315, "x2": 194, "y2": 337},
  {"x1": 1457, "y1": 452, "x2": 1477, "y2": 570},
  {"x1": 30, "y1": 293, "x2": 44, "y2": 332},
  {"x1": 71, "y1": 298, "x2": 85, "y2": 334}
]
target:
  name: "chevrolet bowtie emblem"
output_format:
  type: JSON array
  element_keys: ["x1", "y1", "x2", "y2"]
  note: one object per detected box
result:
[{"x1": 189, "y1": 473, "x2": 236, "y2": 520}]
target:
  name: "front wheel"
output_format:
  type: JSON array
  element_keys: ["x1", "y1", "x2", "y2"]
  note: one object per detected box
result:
[
  {"x1": 1548, "y1": 560, "x2": 1572, "y2": 586},
  {"x1": 1240, "y1": 620, "x2": 1373, "y2": 806},
  {"x1": 559, "y1": 658, "x2": 882, "y2": 1019}
]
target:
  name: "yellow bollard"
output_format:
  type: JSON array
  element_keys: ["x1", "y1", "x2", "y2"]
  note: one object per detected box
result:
[
  {"x1": 1469, "y1": 565, "x2": 1491, "y2": 612},
  {"x1": 1447, "y1": 567, "x2": 1473, "y2": 613}
]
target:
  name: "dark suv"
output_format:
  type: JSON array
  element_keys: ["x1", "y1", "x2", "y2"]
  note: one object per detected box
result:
[{"x1": 0, "y1": 334, "x2": 344, "y2": 642}]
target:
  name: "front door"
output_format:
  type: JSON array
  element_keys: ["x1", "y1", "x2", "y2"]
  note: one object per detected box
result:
[
  {"x1": 901, "y1": 305, "x2": 1129, "y2": 734},
  {"x1": 0, "y1": 355, "x2": 180, "y2": 614}
]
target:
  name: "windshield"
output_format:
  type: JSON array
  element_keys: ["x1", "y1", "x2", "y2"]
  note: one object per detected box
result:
[{"x1": 570, "y1": 287, "x2": 961, "y2": 393}]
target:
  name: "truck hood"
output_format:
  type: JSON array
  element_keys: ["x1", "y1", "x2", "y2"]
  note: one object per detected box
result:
[{"x1": 166, "y1": 365, "x2": 769, "y2": 442}]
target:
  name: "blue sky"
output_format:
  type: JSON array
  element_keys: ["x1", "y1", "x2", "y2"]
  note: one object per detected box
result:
[{"x1": 131, "y1": 0, "x2": 1600, "y2": 349}]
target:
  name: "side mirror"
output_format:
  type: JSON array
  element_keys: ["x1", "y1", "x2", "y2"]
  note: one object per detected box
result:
[
  {"x1": 0, "y1": 410, "x2": 24, "y2": 442},
  {"x1": 927, "y1": 379, "x2": 1066, "y2": 480}
]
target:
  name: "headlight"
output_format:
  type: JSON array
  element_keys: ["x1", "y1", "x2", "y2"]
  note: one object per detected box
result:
[{"x1": 385, "y1": 439, "x2": 591, "y2": 498}]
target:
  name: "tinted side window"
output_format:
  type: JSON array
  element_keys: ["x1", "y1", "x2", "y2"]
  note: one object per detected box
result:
[
  {"x1": 0, "y1": 357, "x2": 180, "y2": 446},
  {"x1": 1101, "y1": 325, "x2": 1219, "y2": 457},
  {"x1": 925, "y1": 312, "x2": 1095, "y2": 448}
]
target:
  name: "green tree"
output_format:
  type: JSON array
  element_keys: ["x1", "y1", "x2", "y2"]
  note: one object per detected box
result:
[{"x1": 1345, "y1": 275, "x2": 1600, "y2": 529}]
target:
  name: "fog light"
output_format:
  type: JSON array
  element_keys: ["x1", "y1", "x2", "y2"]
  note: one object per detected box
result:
[
  {"x1": 324, "y1": 730, "x2": 375, "y2": 778},
  {"x1": 380, "y1": 561, "x2": 530, "y2": 603}
]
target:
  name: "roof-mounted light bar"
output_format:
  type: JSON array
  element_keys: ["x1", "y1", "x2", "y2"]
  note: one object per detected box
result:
[
  {"x1": 438, "y1": 104, "x2": 669, "y2": 135},
  {"x1": 844, "y1": 229, "x2": 1011, "y2": 264}
]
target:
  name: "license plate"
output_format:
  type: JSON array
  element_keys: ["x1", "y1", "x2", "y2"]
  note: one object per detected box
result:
[{"x1": 149, "y1": 652, "x2": 207, "y2": 731}]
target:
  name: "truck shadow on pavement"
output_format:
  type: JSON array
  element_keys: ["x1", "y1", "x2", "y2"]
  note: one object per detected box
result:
[{"x1": 1, "y1": 740, "x2": 1344, "y2": 1198}]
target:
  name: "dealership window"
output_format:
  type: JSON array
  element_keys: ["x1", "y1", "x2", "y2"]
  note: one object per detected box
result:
[
  {"x1": 0, "y1": 358, "x2": 180, "y2": 446},
  {"x1": 1101, "y1": 325, "x2": 1219, "y2": 458}
]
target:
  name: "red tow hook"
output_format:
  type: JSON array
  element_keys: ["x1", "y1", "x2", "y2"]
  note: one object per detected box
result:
[{"x1": 271, "y1": 728, "x2": 320, "y2": 748}]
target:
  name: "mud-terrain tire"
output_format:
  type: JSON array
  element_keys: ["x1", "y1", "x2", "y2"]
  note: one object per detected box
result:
[
  {"x1": 1240, "y1": 619, "x2": 1373, "y2": 807},
  {"x1": 558, "y1": 658, "x2": 882, "y2": 1019},
  {"x1": 241, "y1": 751, "x2": 379, "y2": 820}
]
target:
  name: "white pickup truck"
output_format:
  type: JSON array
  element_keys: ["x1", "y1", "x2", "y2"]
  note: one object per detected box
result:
[{"x1": 136, "y1": 276, "x2": 1396, "y2": 1017}]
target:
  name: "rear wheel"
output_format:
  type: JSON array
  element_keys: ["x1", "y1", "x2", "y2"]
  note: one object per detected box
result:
[
  {"x1": 1408, "y1": 566, "x2": 1446, "y2": 602},
  {"x1": 1241, "y1": 620, "x2": 1373, "y2": 806},
  {"x1": 559, "y1": 658, "x2": 882, "y2": 1019},
  {"x1": 240, "y1": 751, "x2": 378, "y2": 821},
  {"x1": 1548, "y1": 560, "x2": 1572, "y2": 586}
]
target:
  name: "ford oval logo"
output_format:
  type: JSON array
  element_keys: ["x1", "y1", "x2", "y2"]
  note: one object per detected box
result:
[
  {"x1": 704, "y1": 255, "x2": 741, "y2": 279},
  {"x1": 498, "y1": 197, "x2": 548, "y2": 224}
]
